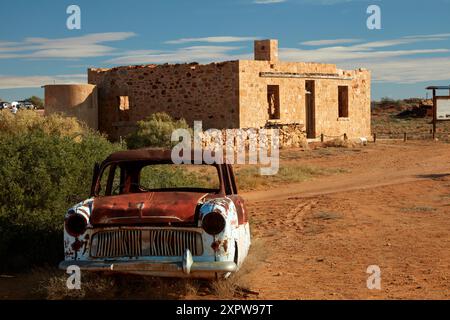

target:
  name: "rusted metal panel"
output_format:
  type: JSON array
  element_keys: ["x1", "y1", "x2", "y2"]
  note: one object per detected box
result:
[{"x1": 90, "y1": 192, "x2": 208, "y2": 225}]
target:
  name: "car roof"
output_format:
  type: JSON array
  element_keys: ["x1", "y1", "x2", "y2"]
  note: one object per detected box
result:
[
  {"x1": 104, "y1": 148, "x2": 174, "y2": 163},
  {"x1": 102, "y1": 148, "x2": 225, "y2": 166}
]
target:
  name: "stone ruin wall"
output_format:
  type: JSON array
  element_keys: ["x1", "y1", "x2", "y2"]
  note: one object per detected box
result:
[
  {"x1": 88, "y1": 61, "x2": 240, "y2": 140},
  {"x1": 238, "y1": 60, "x2": 371, "y2": 139},
  {"x1": 44, "y1": 84, "x2": 98, "y2": 130},
  {"x1": 314, "y1": 68, "x2": 371, "y2": 139}
]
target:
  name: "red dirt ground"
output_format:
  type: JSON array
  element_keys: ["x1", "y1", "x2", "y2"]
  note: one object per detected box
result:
[{"x1": 1, "y1": 140, "x2": 450, "y2": 299}]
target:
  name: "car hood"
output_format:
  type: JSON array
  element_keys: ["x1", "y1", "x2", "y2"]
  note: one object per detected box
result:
[{"x1": 90, "y1": 191, "x2": 209, "y2": 225}]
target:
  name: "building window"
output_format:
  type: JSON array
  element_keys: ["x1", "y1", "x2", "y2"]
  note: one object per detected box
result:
[
  {"x1": 267, "y1": 85, "x2": 280, "y2": 120},
  {"x1": 118, "y1": 96, "x2": 130, "y2": 111},
  {"x1": 338, "y1": 86, "x2": 349, "y2": 118}
]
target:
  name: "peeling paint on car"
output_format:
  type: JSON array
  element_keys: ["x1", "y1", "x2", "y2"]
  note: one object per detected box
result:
[{"x1": 59, "y1": 149, "x2": 251, "y2": 279}]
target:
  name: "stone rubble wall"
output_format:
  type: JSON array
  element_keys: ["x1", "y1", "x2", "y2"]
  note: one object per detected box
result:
[{"x1": 199, "y1": 123, "x2": 308, "y2": 152}]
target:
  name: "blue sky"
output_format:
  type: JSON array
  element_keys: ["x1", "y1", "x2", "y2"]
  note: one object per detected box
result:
[{"x1": 0, "y1": 0, "x2": 450, "y2": 101}]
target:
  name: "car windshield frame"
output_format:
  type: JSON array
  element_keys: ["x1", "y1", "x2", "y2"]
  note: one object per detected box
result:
[{"x1": 95, "y1": 160, "x2": 226, "y2": 197}]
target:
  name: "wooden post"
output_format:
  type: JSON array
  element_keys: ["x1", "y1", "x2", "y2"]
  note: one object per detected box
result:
[
  {"x1": 403, "y1": 132, "x2": 407, "y2": 142},
  {"x1": 320, "y1": 133, "x2": 324, "y2": 142},
  {"x1": 373, "y1": 133, "x2": 377, "y2": 143},
  {"x1": 432, "y1": 89, "x2": 437, "y2": 139}
]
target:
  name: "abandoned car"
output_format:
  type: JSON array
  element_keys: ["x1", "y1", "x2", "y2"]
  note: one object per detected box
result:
[{"x1": 59, "y1": 149, "x2": 251, "y2": 278}]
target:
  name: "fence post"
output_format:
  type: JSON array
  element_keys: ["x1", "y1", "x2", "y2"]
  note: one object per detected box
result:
[
  {"x1": 373, "y1": 133, "x2": 377, "y2": 143},
  {"x1": 403, "y1": 132, "x2": 407, "y2": 142},
  {"x1": 320, "y1": 133, "x2": 324, "y2": 142}
]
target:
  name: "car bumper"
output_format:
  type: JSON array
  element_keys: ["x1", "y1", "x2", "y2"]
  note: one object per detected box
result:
[{"x1": 58, "y1": 250, "x2": 237, "y2": 278}]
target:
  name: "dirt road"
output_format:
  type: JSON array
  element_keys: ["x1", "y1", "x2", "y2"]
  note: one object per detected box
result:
[{"x1": 242, "y1": 141, "x2": 450, "y2": 299}]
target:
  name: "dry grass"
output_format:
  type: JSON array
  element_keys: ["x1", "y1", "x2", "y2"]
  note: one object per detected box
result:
[
  {"x1": 0, "y1": 109, "x2": 89, "y2": 139},
  {"x1": 40, "y1": 271, "x2": 209, "y2": 300},
  {"x1": 210, "y1": 239, "x2": 266, "y2": 299},
  {"x1": 323, "y1": 138, "x2": 362, "y2": 148},
  {"x1": 235, "y1": 164, "x2": 348, "y2": 191},
  {"x1": 372, "y1": 110, "x2": 450, "y2": 141}
]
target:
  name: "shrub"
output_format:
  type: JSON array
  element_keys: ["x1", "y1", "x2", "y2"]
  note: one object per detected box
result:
[
  {"x1": 0, "y1": 110, "x2": 85, "y2": 138},
  {"x1": 25, "y1": 96, "x2": 45, "y2": 109},
  {"x1": 0, "y1": 112, "x2": 121, "y2": 271},
  {"x1": 377, "y1": 97, "x2": 404, "y2": 109},
  {"x1": 323, "y1": 138, "x2": 361, "y2": 148},
  {"x1": 126, "y1": 112, "x2": 190, "y2": 149}
]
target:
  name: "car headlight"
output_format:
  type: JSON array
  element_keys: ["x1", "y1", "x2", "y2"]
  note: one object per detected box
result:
[
  {"x1": 65, "y1": 210, "x2": 88, "y2": 237},
  {"x1": 202, "y1": 210, "x2": 226, "y2": 235}
]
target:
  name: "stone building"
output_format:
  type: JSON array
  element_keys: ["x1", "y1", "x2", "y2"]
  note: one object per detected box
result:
[{"x1": 45, "y1": 39, "x2": 371, "y2": 141}]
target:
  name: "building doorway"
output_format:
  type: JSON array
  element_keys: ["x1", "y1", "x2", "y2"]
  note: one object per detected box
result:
[{"x1": 305, "y1": 80, "x2": 316, "y2": 139}]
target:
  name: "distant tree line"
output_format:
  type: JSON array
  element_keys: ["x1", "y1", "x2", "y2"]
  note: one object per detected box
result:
[{"x1": 0, "y1": 96, "x2": 44, "y2": 109}]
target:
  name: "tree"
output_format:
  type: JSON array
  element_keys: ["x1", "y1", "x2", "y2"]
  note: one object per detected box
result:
[
  {"x1": 25, "y1": 96, "x2": 44, "y2": 109},
  {"x1": 0, "y1": 111, "x2": 122, "y2": 271},
  {"x1": 126, "y1": 112, "x2": 191, "y2": 149}
]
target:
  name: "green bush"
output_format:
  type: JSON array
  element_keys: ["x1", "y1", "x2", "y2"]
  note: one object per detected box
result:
[
  {"x1": 126, "y1": 112, "x2": 190, "y2": 149},
  {"x1": 25, "y1": 96, "x2": 45, "y2": 109},
  {"x1": 0, "y1": 112, "x2": 121, "y2": 271}
]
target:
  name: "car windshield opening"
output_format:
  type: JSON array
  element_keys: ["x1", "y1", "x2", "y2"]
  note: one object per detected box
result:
[{"x1": 99, "y1": 162, "x2": 221, "y2": 196}]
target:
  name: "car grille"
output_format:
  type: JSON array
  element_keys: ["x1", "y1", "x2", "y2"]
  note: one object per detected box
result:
[{"x1": 90, "y1": 228, "x2": 203, "y2": 258}]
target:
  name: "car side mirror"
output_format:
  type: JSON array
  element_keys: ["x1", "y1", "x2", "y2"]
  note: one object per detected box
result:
[{"x1": 90, "y1": 162, "x2": 101, "y2": 197}]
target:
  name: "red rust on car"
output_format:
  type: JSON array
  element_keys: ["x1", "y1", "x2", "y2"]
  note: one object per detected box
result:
[
  {"x1": 211, "y1": 239, "x2": 229, "y2": 253},
  {"x1": 89, "y1": 148, "x2": 248, "y2": 227},
  {"x1": 211, "y1": 240, "x2": 221, "y2": 252},
  {"x1": 91, "y1": 192, "x2": 209, "y2": 225},
  {"x1": 71, "y1": 239, "x2": 83, "y2": 252}
]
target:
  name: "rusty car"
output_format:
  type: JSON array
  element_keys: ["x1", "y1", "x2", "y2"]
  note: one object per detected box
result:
[{"x1": 59, "y1": 148, "x2": 251, "y2": 278}]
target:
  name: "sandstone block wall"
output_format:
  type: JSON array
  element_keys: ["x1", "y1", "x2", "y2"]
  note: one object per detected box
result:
[
  {"x1": 254, "y1": 39, "x2": 278, "y2": 63},
  {"x1": 313, "y1": 69, "x2": 371, "y2": 138},
  {"x1": 238, "y1": 60, "x2": 371, "y2": 138},
  {"x1": 88, "y1": 62, "x2": 240, "y2": 140}
]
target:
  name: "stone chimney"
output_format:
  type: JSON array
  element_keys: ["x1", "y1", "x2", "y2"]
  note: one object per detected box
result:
[{"x1": 254, "y1": 39, "x2": 278, "y2": 63}]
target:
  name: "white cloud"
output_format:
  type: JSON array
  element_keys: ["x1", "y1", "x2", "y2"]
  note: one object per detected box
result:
[
  {"x1": 301, "y1": 38, "x2": 362, "y2": 46},
  {"x1": 0, "y1": 74, "x2": 87, "y2": 89},
  {"x1": 296, "y1": 0, "x2": 369, "y2": 5},
  {"x1": 352, "y1": 58, "x2": 450, "y2": 84},
  {"x1": 165, "y1": 36, "x2": 259, "y2": 45},
  {"x1": 109, "y1": 33, "x2": 450, "y2": 84},
  {"x1": 281, "y1": 33, "x2": 450, "y2": 83},
  {"x1": 253, "y1": 0, "x2": 286, "y2": 4},
  {"x1": 107, "y1": 46, "x2": 251, "y2": 65},
  {"x1": 0, "y1": 32, "x2": 136, "y2": 60},
  {"x1": 280, "y1": 47, "x2": 449, "y2": 63}
]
